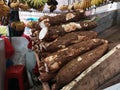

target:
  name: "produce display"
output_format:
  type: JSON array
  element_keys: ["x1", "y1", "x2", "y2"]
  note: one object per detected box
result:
[
  {"x1": 0, "y1": 0, "x2": 119, "y2": 18},
  {"x1": 8, "y1": 0, "x2": 58, "y2": 12},
  {"x1": 39, "y1": 39, "x2": 105, "y2": 73},
  {"x1": 39, "y1": 10, "x2": 86, "y2": 26},
  {"x1": 52, "y1": 42, "x2": 108, "y2": 90},
  {"x1": 31, "y1": 11, "x2": 98, "y2": 56},
  {"x1": 9, "y1": 0, "x2": 47, "y2": 10},
  {"x1": 43, "y1": 21, "x2": 97, "y2": 42},
  {"x1": 59, "y1": 0, "x2": 119, "y2": 11},
  {"x1": 30, "y1": 10, "x2": 109, "y2": 90},
  {"x1": 0, "y1": 0, "x2": 10, "y2": 17},
  {"x1": 45, "y1": 31, "x2": 98, "y2": 52},
  {"x1": 0, "y1": 0, "x2": 119, "y2": 89}
]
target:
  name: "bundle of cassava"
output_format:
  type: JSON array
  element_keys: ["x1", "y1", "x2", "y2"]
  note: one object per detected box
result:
[{"x1": 31, "y1": 10, "x2": 109, "y2": 90}]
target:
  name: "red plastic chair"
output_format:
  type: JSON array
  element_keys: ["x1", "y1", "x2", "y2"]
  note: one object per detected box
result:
[{"x1": 4, "y1": 65, "x2": 28, "y2": 90}]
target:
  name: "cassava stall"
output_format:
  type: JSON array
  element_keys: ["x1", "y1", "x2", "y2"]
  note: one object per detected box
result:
[
  {"x1": 43, "y1": 21, "x2": 97, "y2": 42},
  {"x1": 45, "y1": 31, "x2": 98, "y2": 53},
  {"x1": 62, "y1": 10, "x2": 120, "y2": 90},
  {"x1": 52, "y1": 42, "x2": 108, "y2": 90},
  {"x1": 31, "y1": 11, "x2": 97, "y2": 57},
  {"x1": 39, "y1": 39, "x2": 105, "y2": 73},
  {"x1": 31, "y1": 9, "x2": 120, "y2": 90},
  {"x1": 39, "y1": 10, "x2": 86, "y2": 26}
]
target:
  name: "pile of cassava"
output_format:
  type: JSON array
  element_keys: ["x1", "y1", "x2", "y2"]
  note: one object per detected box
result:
[{"x1": 30, "y1": 10, "x2": 108, "y2": 90}]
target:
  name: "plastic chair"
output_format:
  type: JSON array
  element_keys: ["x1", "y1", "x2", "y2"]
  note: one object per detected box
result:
[{"x1": 4, "y1": 65, "x2": 28, "y2": 90}]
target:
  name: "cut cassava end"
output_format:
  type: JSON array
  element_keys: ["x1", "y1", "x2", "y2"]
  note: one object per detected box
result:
[
  {"x1": 39, "y1": 39, "x2": 106, "y2": 73},
  {"x1": 43, "y1": 21, "x2": 97, "y2": 42},
  {"x1": 39, "y1": 72, "x2": 57, "y2": 82},
  {"x1": 45, "y1": 31, "x2": 98, "y2": 52},
  {"x1": 52, "y1": 42, "x2": 108, "y2": 90},
  {"x1": 39, "y1": 10, "x2": 86, "y2": 26}
]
